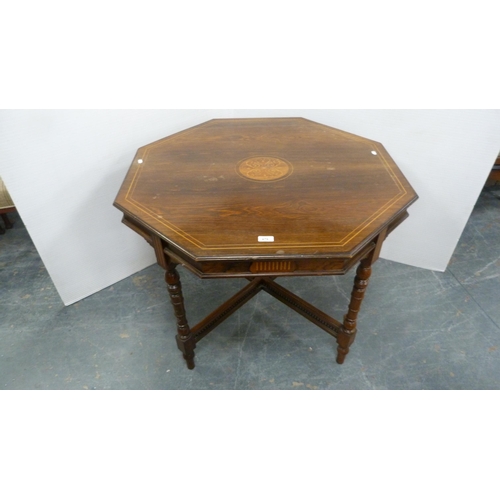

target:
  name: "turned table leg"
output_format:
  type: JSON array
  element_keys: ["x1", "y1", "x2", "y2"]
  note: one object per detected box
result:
[
  {"x1": 336, "y1": 255, "x2": 373, "y2": 364},
  {"x1": 165, "y1": 263, "x2": 196, "y2": 369}
]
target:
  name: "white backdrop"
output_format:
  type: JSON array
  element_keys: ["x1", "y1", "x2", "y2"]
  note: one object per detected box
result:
[
  {"x1": 0, "y1": 110, "x2": 233, "y2": 305},
  {"x1": 235, "y1": 110, "x2": 500, "y2": 270},
  {"x1": 1, "y1": 110, "x2": 499, "y2": 305}
]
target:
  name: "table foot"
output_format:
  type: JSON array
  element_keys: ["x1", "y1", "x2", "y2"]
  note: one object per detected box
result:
[
  {"x1": 176, "y1": 335, "x2": 196, "y2": 369},
  {"x1": 336, "y1": 256, "x2": 372, "y2": 363},
  {"x1": 166, "y1": 264, "x2": 196, "y2": 369},
  {"x1": 336, "y1": 329, "x2": 357, "y2": 364},
  {"x1": 336, "y1": 346, "x2": 349, "y2": 364}
]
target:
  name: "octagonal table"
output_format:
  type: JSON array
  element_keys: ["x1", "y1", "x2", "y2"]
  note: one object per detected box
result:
[{"x1": 114, "y1": 118, "x2": 418, "y2": 369}]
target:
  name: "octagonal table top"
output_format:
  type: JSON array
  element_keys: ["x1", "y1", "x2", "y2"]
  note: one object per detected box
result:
[{"x1": 114, "y1": 118, "x2": 418, "y2": 260}]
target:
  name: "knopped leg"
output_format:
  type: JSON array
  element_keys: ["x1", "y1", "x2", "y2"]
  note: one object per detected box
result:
[
  {"x1": 336, "y1": 256, "x2": 372, "y2": 364},
  {"x1": 165, "y1": 263, "x2": 196, "y2": 369}
]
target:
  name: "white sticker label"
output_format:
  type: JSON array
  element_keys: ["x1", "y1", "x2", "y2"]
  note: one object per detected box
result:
[{"x1": 258, "y1": 236, "x2": 274, "y2": 242}]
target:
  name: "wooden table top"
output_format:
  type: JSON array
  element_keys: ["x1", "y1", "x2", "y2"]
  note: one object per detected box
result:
[{"x1": 114, "y1": 118, "x2": 418, "y2": 260}]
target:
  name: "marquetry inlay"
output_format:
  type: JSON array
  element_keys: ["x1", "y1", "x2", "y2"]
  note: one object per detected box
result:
[
  {"x1": 237, "y1": 156, "x2": 292, "y2": 182},
  {"x1": 250, "y1": 261, "x2": 296, "y2": 273}
]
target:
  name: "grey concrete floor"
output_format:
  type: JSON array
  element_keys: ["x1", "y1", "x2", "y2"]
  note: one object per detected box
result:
[{"x1": 1, "y1": 187, "x2": 500, "y2": 389}]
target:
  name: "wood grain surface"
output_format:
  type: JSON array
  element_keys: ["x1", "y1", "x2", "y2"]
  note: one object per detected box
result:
[{"x1": 114, "y1": 118, "x2": 418, "y2": 261}]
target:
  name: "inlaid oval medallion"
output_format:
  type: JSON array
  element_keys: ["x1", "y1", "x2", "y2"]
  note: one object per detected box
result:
[{"x1": 237, "y1": 156, "x2": 292, "y2": 182}]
